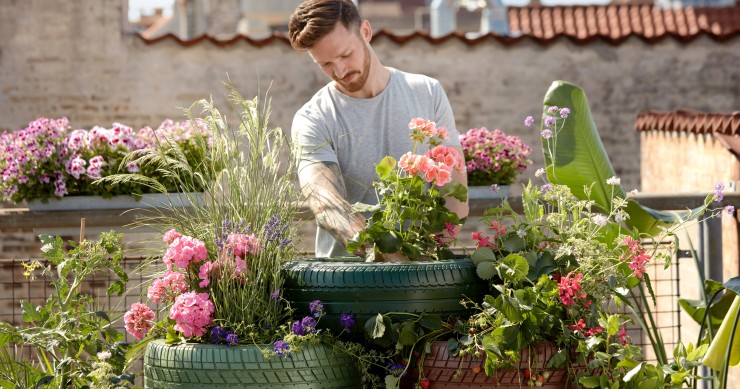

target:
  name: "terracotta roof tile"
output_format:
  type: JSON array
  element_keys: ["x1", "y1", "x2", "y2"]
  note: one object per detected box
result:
[
  {"x1": 635, "y1": 110, "x2": 740, "y2": 136},
  {"x1": 138, "y1": 3, "x2": 740, "y2": 46}
]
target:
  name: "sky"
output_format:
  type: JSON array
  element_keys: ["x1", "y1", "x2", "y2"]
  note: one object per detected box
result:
[{"x1": 128, "y1": 0, "x2": 613, "y2": 22}]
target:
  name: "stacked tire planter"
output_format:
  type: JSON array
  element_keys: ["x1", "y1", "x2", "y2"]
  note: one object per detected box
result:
[
  {"x1": 281, "y1": 257, "x2": 491, "y2": 334},
  {"x1": 416, "y1": 341, "x2": 581, "y2": 388},
  {"x1": 144, "y1": 339, "x2": 362, "y2": 388}
]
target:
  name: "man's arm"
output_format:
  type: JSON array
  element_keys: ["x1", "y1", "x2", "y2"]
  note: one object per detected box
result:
[
  {"x1": 445, "y1": 145, "x2": 469, "y2": 221},
  {"x1": 298, "y1": 161, "x2": 367, "y2": 256}
]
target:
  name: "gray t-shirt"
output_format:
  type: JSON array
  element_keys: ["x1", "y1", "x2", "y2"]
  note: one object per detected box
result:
[{"x1": 292, "y1": 67, "x2": 460, "y2": 257}]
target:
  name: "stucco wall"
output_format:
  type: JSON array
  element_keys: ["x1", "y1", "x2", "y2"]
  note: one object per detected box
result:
[{"x1": 2, "y1": 1, "x2": 739, "y2": 192}]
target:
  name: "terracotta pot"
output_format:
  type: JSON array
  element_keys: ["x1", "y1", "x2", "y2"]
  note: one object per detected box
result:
[{"x1": 410, "y1": 341, "x2": 579, "y2": 389}]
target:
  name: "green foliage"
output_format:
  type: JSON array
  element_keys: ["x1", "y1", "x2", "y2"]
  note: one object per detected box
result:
[{"x1": 0, "y1": 231, "x2": 132, "y2": 389}]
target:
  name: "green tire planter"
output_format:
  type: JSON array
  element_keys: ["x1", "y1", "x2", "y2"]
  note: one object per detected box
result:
[
  {"x1": 282, "y1": 257, "x2": 490, "y2": 333},
  {"x1": 144, "y1": 340, "x2": 362, "y2": 388}
]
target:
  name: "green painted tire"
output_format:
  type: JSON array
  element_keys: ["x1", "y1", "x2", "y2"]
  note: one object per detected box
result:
[
  {"x1": 144, "y1": 340, "x2": 362, "y2": 388},
  {"x1": 282, "y1": 257, "x2": 490, "y2": 333}
]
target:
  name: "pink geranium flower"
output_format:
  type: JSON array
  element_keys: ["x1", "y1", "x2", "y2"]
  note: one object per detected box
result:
[
  {"x1": 163, "y1": 235, "x2": 208, "y2": 269},
  {"x1": 169, "y1": 292, "x2": 215, "y2": 338},
  {"x1": 124, "y1": 302, "x2": 155, "y2": 340}
]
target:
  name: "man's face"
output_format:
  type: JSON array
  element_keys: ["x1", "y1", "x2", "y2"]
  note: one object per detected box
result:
[{"x1": 308, "y1": 22, "x2": 371, "y2": 94}]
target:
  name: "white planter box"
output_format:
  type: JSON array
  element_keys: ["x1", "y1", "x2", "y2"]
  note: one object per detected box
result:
[
  {"x1": 467, "y1": 185, "x2": 509, "y2": 200},
  {"x1": 27, "y1": 193, "x2": 203, "y2": 211}
]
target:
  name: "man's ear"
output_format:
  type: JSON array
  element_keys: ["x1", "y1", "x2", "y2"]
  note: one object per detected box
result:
[{"x1": 360, "y1": 19, "x2": 372, "y2": 43}]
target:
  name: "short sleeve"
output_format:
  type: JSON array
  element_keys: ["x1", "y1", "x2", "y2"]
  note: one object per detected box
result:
[
  {"x1": 291, "y1": 108, "x2": 339, "y2": 173},
  {"x1": 432, "y1": 81, "x2": 460, "y2": 146}
]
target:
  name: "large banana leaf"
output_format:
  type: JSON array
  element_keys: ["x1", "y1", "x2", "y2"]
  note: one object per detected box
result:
[{"x1": 541, "y1": 80, "x2": 684, "y2": 236}]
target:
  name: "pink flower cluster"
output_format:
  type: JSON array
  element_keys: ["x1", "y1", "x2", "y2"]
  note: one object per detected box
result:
[
  {"x1": 408, "y1": 118, "x2": 449, "y2": 144},
  {"x1": 470, "y1": 221, "x2": 507, "y2": 249},
  {"x1": 399, "y1": 152, "x2": 453, "y2": 186},
  {"x1": 124, "y1": 302, "x2": 155, "y2": 340},
  {"x1": 0, "y1": 117, "x2": 212, "y2": 203},
  {"x1": 558, "y1": 272, "x2": 587, "y2": 306},
  {"x1": 169, "y1": 292, "x2": 215, "y2": 338},
  {"x1": 225, "y1": 233, "x2": 262, "y2": 258},
  {"x1": 568, "y1": 318, "x2": 604, "y2": 337},
  {"x1": 163, "y1": 235, "x2": 208, "y2": 269},
  {"x1": 623, "y1": 236, "x2": 650, "y2": 278},
  {"x1": 459, "y1": 127, "x2": 532, "y2": 186},
  {"x1": 147, "y1": 271, "x2": 188, "y2": 304}
]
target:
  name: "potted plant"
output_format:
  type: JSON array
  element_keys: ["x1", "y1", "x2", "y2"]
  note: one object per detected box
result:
[
  {"x1": 282, "y1": 118, "x2": 490, "y2": 336},
  {"x1": 115, "y1": 86, "x2": 364, "y2": 388},
  {"x1": 459, "y1": 126, "x2": 532, "y2": 199},
  {"x1": 0, "y1": 117, "x2": 210, "y2": 210}
]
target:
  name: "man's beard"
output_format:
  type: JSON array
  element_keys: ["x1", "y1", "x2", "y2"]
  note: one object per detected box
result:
[{"x1": 335, "y1": 44, "x2": 371, "y2": 93}]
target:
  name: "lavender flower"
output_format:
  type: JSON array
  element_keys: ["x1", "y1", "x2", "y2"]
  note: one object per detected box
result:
[
  {"x1": 592, "y1": 214, "x2": 608, "y2": 227},
  {"x1": 309, "y1": 300, "x2": 324, "y2": 318},
  {"x1": 541, "y1": 183, "x2": 553, "y2": 192},
  {"x1": 544, "y1": 116, "x2": 557, "y2": 127},
  {"x1": 225, "y1": 332, "x2": 239, "y2": 346},
  {"x1": 264, "y1": 214, "x2": 289, "y2": 245},
  {"x1": 339, "y1": 313, "x2": 355, "y2": 333},
  {"x1": 725, "y1": 205, "x2": 735, "y2": 215},
  {"x1": 541, "y1": 129, "x2": 552, "y2": 139},
  {"x1": 559, "y1": 107, "x2": 571, "y2": 118},
  {"x1": 270, "y1": 289, "x2": 281, "y2": 300},
  {"x1": 273, "y1": 340, "x2": 290, "y2": 359},
  {"x1": 524, "y1": 116, "x2": 535, "y2": 127},
  {"x1": 715, "y1": 182, "x2": 725, "y2": 202},
  {"x1": 490, "y1": 184, "x2": 500, "y2": 193},
  {"x1": 547, "y1": 106, "x2": 559, "y2": 114},
  {"x1": 387, "y1": 362, "x2": 408, "y2": 378}
]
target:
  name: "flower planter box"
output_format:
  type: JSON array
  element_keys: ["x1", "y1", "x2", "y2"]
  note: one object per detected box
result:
[
  {"x1": 144, "y1": 339, "x2": 362, "y2": 388},
  {"x1": 26, "y1": 192, "x2": 203, "y2": 211},
  {"x1": 414, "y1": 341, "x2": 580, "y2": 389}
]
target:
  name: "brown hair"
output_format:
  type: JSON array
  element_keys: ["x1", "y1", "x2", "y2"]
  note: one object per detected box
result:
[{"x1": 288, "y1": 0, "x2": 362, "y2": 50}]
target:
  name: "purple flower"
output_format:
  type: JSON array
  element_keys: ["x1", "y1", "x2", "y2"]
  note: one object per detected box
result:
[
  {"x1": 524, "y1": 116, "x2": 535, "y2": 127},
  {"x1": 490, "y1": 184, "x2": 500, "y2": 193},
  {"x1": 541, "y1": 183, "x2": 553, "y2": 192},
  {"x1": 547, "y1": 106, "x2": 559, "y2": 114},
  {"x1": 560, "y1": 107, "x2": 570, "y2": 118},
  {"x1": 715, "y1": 182, "x2": 725, "y2": 202},
  {"x1": 541, "y1": 129, "x2": 553, "y2": 139},
  {"x1": 544, "y1": 117, "x2": 557, "y2": 127},
  {"x1": 225, "y1": 332, "x2": 239, "y2": 346},
  {"x1": 264, "y1": 214, "x2": 289, "y2": 245},
  {"x1": 309, "y1": 300, "x2": 324, "y2": 318},
  {"x1": 725, "y1": 205, "x2": 735, "y2": 215},
  {"x1": 339, "y1": 313, "x2": 355, "y2": 333},
  {"x1": 301, "y1": 316, "x2": 317, "y2": 334},
  {"x1": 273, "y1": 340, "x2": 290, "y2": 359},
  {"x1": 210, "y1": 326, "x2": 227, "y2": 344},
  {"x1": 270, "y1": 289, "x2": 281, "y2": 300},
  {"x1": 291, "y1": 320, "x2": 305, "y2": 336},
  {"x1": 387, "y1": 362, "x2": 408, "y2": 378}
]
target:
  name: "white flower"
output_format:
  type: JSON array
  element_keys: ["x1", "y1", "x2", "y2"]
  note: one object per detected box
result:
[
  {"x1": 615, "y1": 213, "x2": 628, "y2": 223},
  {"x1": 97, "y1": 351, "x2": 111, "y2": 361},
  {"x1": 630, "y1": 189, "x2": 639, "y2": 195},
  {"x1": 516, "y1": 228, "x2": 527, "y2": 238},
  {"x1": 606, "y1": 176, "x2": 621, "y2": 186},
  {"x1": 535, "y1": 168, "x2": 545, "y2": 177},
  {"x1": 592, "y1": 214, "x2": 608, "y2": 227}
]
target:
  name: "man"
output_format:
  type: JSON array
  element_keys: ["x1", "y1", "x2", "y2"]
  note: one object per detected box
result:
[{"x1": 288, "y1": 0, "x2": 468, "y2": 260}]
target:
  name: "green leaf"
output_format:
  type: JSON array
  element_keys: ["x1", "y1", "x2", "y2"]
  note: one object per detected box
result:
[
  {"x1": 546, "y1": 348, "x2": 568, "y2": 369},
  {"x1": 471, "y1": 247, "x2": 496, "y2": 266},
  {"x1": 623, "y1": 362, "x2": 644, "y2": 382},
  {"x1": 501, "y1": 236, "x2": 525, "y2": 253},
  {"x1": 375, "y1": 230, "x2": 402, "y2": 254},
  {"x1": 366, "y1": 314, "x2": 386, "y2": 339},
  {"x1": 725, "y1": 276, "x2": 740, "y2": 296},
  {"x1": 495, "y1": 254, "x2": 528, "y2": 282},
  {"x1": 351, "y1": 202, "x2": 381, "y2": 214},
  {"x1": 705, "y1": 279, "x2": 726, "y2": 296},
  {"x1": 398, "y1": 321, "x2": 418, "y2": 346},
  {"x1": 606, "y1": 314, "x2": 620, "y2": 337},
  {"x1": 679, "y1": 293, "x2": 735, "y2": 326},
  {"x1": 687, "y1": 343, "x2": 708, "y2": 362},
  {"x1": 491, "y1": 295, "x2": 524, "y2": 322},
  {"x1": 21, "y1": 301, "x2": 42, "y2": 323},
  {"x1": 476, "y1": 261, "x2": 497, "y2": 281},
  {"x1": 443, "y1": 183, "x2": 468, "y2": 203},
  {"x1": 375, "y1": 156, "x2": 396, "y2": 180},
  {"x1": 384, "y1": 374, "x2": 399, "y2": 389},
  {"x1": 670, "y1": 371, "x2": 690, "y2": 385},
  {"x1": 419, "y1": 314, "x2": 443, "y2": 330},
  {"x1": 579, "y1": 376, "x2": 602, "y2": 388}
]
